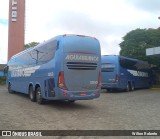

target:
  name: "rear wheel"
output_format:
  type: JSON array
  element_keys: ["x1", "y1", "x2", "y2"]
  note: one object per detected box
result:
[
  {"x1": 29, "y1": 86, "x2": 36, "y2": 102},
  {"x1": 68, "y1": 100, "x2": 75, "y2": 103},
  {"x1": 107, "y1": 89, "x2": 112, "y2": 92},
  {"x1": 126, "y1": 83, "x2": 131, "y2": 92},
  {"x1": 36, "y1": 87, "x2": 44, "y2": 104},
  {"x1": 8, "y1": 83, "x2": 13, "y2": 93},
  {"x1": 131, "y1": 83, "x2": 135, "y2": 91}
]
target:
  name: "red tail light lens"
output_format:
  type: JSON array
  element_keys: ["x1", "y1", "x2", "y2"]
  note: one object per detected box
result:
[
  {"x1": 97, "y1": 72, "x2": 101, "y2": 89},
  {"x1": 63, "y1": 92, "x2": 69, "y2": 97},
  {"x1": 58, "y1": 72, "x2": 68, "y2": 90},
  {"x1": 115, "y1": 74, "x2": 119, "y2": 82}
]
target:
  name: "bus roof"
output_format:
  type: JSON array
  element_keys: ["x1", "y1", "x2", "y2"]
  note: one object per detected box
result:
[
  {"x1": 102, "y1": 55, "x2": 151, "y2": 69},
  {"x1": 102, "y1": 55, "x2": 148, "y2": 63},
  {"x1": 10, "y1": 34, "x2": 98, "y2": 61}
]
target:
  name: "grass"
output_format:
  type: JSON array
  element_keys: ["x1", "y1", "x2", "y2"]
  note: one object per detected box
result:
[{"x1": 0, "y1": 76, "x2": 6, "y2": 85}]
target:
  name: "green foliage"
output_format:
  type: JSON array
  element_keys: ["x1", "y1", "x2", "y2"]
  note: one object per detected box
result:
[
  {"x1": 24, "y1": 42, "x2": 39, "y2": 49},
  {"x1": 120, "y1": 28, "x2": 160, "y2": 67},
  {"x1": 0, "y1": 76, "x2": 6, "y2": 85}
]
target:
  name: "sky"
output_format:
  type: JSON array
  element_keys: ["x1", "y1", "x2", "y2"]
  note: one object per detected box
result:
[{"x1": 0, "y1": 0, "x2": 160, "y2": 64}]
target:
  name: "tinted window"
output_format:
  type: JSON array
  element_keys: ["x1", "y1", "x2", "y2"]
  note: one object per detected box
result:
[
  {"x1": 9, "y1": 40, "x2": 58, "y2": 68},
  {"x1": 22, "y1": 40, "x2": 57, "y2": 65},
  {"x1": 119, "y1": 58, "x2": 137, "y2": 70},
  {"x1": 101, "y1": 63, "x2": 115, "y2": 72},
  {"x1": 119, "y1": 57, "x2": 150, "y2": 70},
  {"x1": 36, "y1": 40, "x2": 57, "y2": 64},
  {"x1": 63, "y1": 36, "x2": 100, "y2": 54}
]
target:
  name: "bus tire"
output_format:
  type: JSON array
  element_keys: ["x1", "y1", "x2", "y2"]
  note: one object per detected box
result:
[
  {"x1": 107, "y1": 89, "x2": 112, "y2": 92},
  {"x1": 8, "y1": 83, "x2": 13, "y2": 93},
  {"x1": 131, "y1": 82, "x2": 135, "y2": 91},
  {"x1": 36, "y1": 87, "x2": 44, "y2": 104},
  {"x1": 29, "y1": 85, "x2": 36, "y2": 102},
  {"x1": 68, "y1": 100, "x2": 75, "y2": 103},
  {"x1": 126, "y1": 83, "x2": 131, "y2": 92}
]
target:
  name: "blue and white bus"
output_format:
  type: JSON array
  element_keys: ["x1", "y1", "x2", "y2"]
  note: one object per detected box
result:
[
  {"x1": 6, "y1": 34, "x2": 101, "y2": 104},
  {"x1": 101, "y1": 55, "x2": 152, "y2": 91}
]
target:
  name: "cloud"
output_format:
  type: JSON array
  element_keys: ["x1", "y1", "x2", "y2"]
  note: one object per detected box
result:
[
  {"x1": 126, "y1": 0, "x2": 160, "y2": 13},
  {"x1": 0, "y1": 0, "x2": 8, "y2": 19},
  {"x1": 1, "y1": 0, "x2": 160, "y2": 64},
  {"x1": 0, "y1": 0, "x2": 8, "y2": 63},
  {"x1": 25, "y1": 9, "x2": 122, "y2": 55},
  {"x1": 28, "y1": 0, "x2": 157, "y2": 56},
  {"x1": 0, "y1": 19, "x2": 8, "y2": 25},
  {"x1": 0, "y1": 23, "x2": 8, "y2": 64},
  {"x1": 45, "y1": 11, "x2": 124, "y2": 54}
]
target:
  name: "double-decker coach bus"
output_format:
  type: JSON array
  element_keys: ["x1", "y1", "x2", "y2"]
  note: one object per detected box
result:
[
  {"x1": 6, "y1": 34, "x2": 101, "y2": 104},
  {"x1": 101, "y1": 55, "x2": 152, "y2": 92}
]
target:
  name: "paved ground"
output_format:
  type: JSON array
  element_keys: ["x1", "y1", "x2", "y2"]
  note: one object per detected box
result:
[{"x1": 0, "y1": 85, "x2": 160, "y2": 139}]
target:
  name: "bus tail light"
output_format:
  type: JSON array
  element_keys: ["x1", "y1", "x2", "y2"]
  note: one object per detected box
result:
[
  {"x1": 63, "y1": 92, "x2": 69, "y2": 97},
  {"x1": 58, "y1": 72, "x2": 68, "y2": 90},
  {"x1": 97, "y1": 72, "x2": 101, "y2": 89},
  {"x1": 115, "y1": 74, "x2": 119, "y2": 82}
]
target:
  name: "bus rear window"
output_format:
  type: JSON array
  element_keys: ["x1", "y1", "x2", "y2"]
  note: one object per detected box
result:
[
  {"x1": 63, "y1": 36, "x2": 100, "y2": 54},
  {"x1": 101, "y1": 63, "x2": 115, "y2": 72}
]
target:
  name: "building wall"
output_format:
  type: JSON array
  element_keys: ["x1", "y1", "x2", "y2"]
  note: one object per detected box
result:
[
  {"x1": 146, "y1": 47, "x2": 160, "y2": 56},
  {"x1": 8, "y1": 0, "x2": 25, "y2": 60}
]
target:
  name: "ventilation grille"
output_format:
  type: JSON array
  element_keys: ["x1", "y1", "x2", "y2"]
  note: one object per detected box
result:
[{"x1": 66, "y1": 62, "x2": 97, "y2": 70}]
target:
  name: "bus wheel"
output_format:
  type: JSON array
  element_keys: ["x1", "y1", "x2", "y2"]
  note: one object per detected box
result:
[
  {"x1": 36, "y1": 87, "x2": 44, "y2": 104},
  {"x1": 68, "y1": 100, "x2": 75, "y2": 103},
  {"x1": 107, "y1": 89, "x2": 112, "y2": 92},
  {"x1": 29, "y1": 86, "x2": 36, "y2": 102},
  {"x1": 131, "y1": 83, "x2": 135, "y2": 91},
  {"x1": 126, "y1": 83, "x2": 131, "y2": 92},
  {"x1": 8, "y1": 83, "x2": 13, "y2": 93}
]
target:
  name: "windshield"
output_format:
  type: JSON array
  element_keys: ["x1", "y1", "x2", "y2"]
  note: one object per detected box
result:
[{"x1": 63, "y1": 36, "x2": 100, "y2": 54}]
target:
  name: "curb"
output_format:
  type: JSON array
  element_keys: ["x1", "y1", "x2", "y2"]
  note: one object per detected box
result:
[{"x1": 150, "y1": 88, "x2": 160, "y2": 90}]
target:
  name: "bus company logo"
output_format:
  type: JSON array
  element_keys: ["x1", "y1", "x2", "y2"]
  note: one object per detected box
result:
[
  {"x1": 11, "y1": 66, "x2": 40, "y2": 77},
  {"x1": 127, "y1": 70, "x2": 148, "y2": 77},
  {"x1": 65, "y1": 54, "x2": 99, "y2": 62},
  {"x1": 11, "y1": 0, "x2": 17, "y2": 22}
]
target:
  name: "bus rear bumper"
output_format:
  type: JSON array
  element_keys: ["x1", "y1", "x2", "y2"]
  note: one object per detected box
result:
[
  {"x1": 101, "y1": 83, "x2": 119, "y2": 89},
  {"x1": 48, "y1": 89, "x2": 101, "y2": 100}
]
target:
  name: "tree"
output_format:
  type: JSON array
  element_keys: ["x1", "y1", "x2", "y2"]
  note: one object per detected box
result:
[
  {"x1": 120, "y1": 28, "x2": 160, "y2": 67},
  {"x1": 24, "y1": 42, "x2": 39, "y2": 49}
]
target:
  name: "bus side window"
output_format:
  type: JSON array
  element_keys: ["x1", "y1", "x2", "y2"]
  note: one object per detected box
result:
[
  {"x1": 36, "y1": 40, "x2": 57, "y2": 64},
  {"x1": 119, "y1": 58, "x2": 137, "y2": 70}
]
